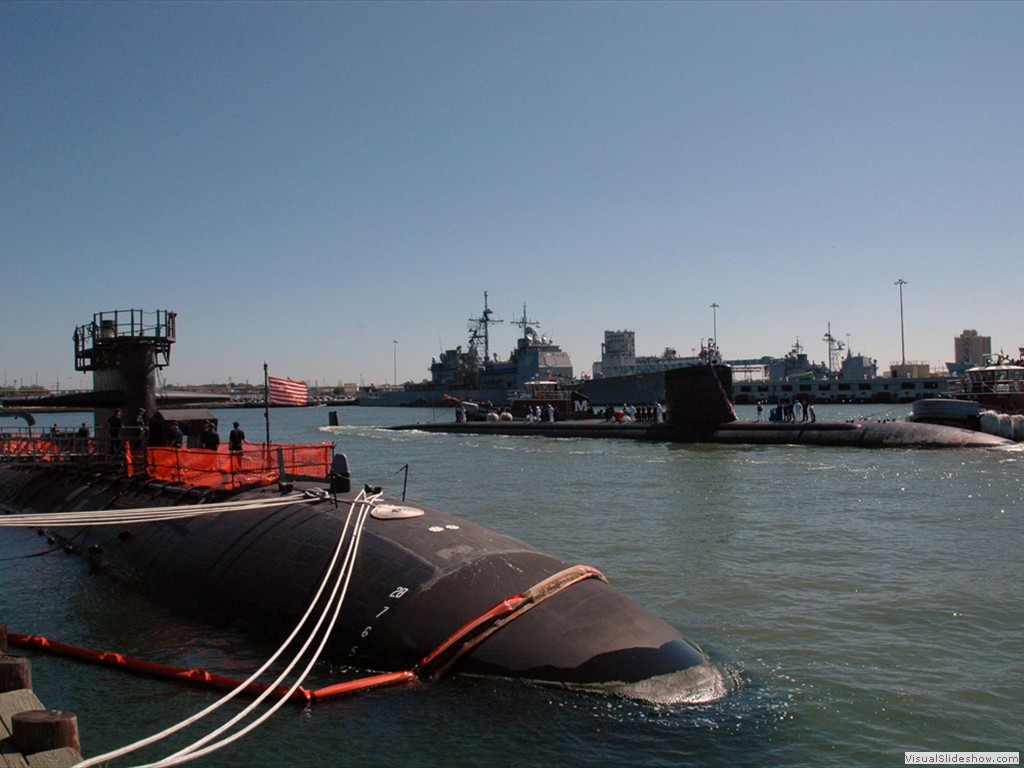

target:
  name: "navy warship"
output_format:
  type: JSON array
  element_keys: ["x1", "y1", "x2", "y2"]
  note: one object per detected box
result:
[{"x1": 357, "y1": 294, "x2": 574, "y2": 407}]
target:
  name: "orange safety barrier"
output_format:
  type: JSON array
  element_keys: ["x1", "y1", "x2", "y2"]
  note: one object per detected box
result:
[
  {"x1": 0, "y1": 435, "x2": 98, "y2": 462},
  {"x1": 6, "y1": 630, "x2": 414, "y2": 703},
  {"x1": 145, "y1": 442, "x2": 334, "y2": 490},
  {"x1": 8, "y1": 633, "x2": 310, "y2": 702}
]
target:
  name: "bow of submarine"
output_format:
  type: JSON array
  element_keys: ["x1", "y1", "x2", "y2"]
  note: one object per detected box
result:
[
  {"x1": 346, "y1": 503, "x2": 728, "y2": 705},
  {"x1": 418, "y1": 563, "x2": 727, "y2": 704}
]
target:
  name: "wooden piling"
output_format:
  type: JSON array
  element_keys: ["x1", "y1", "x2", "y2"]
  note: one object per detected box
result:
[
  {"x1": 11, "y1": 710, "x2": 80, "y2": 755},
  {"x1": 0, "y1": 628, "x2": 82, "y2": 768},
  {"x1": 0, "y1": 657, "x2": 31, "y2": 694}
]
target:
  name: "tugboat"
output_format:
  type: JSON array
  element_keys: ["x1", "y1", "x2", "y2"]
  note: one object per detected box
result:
[
  {"x1": 909, "y1": 353, "x2": 1024, "y2": 440},
  {"x1": 950, "y1": 355, "x2": 1024, "y2": 414},
  {"x1": 0, "y1": 309, "x2": 727, "y2": 706},
  {"x1": 507, "y1": 378, "x2": 592, "y2": 420}
]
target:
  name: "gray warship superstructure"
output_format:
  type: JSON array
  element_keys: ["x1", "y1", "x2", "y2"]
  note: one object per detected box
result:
[{"x1": 358, "y1": 294, "x2": 573, "y2": 407}]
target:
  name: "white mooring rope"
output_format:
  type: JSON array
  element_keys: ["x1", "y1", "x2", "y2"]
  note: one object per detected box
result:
[
  {"x1": 0, "y1": 493, "x2": 311, "y2": 528},
  {"x1": 140, "y1": 493, "x2": 377, "y2": 767},
  {"x1": 70, "y1": 489, "x2": 379, "y2": 768}
]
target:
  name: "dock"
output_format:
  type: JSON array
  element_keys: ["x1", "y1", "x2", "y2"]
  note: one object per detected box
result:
[{"x1": 0, "y1": 624, "x2": 82, "y2": 768}]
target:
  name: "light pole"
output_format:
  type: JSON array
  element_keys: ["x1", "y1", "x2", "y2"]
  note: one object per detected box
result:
[
  {"x1": 392, "y1": 340, "x2": 398, "y2": 387},
  {"x1": 709, "y1": 303, "x2": 719, "y2": 353},
  {"x1": 894, "y1": 279, "x2": 907, "y2": 365}
]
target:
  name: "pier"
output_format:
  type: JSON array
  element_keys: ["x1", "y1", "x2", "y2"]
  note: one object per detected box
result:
[{"x1": 0, "y1": 623, "x2": 82, "y2": 768}]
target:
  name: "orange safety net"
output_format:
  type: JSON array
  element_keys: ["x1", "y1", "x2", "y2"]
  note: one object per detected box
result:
[
  {"x1": 145, "y1": 442, "x2": 333, "y2": 490},
  {"x1": 0, "y1": 435, "x2": 98, "y2": 461}
]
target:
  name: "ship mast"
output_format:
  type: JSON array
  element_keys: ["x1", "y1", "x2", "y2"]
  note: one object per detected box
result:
[
  {"x1": 823, "y1": 323, "x2": 845, "y2": 373},
  {"x1": 468, "y1": 291, "x2": 502, "y2": 362},
  {"x1": 512, "y1": 303, "x2": 538, "y2": 343}
]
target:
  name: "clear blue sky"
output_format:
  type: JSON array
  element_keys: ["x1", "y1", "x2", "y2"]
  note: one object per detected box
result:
[{"x1": 3, "y1": 1, "x2": 1021, "y2": 389}]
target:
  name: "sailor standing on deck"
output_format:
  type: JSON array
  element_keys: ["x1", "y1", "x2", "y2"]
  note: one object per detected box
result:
[
  {"x1": 107, "y1": 408, "x2": 123, "y2": 454},
  {"x1": 133, "y1": 407, "x2": 148, "y2": 449},
  {"x1": 168, "y1": 421, "x2": 184, "y2": 449},
  {"x1": 229, "y1": 422, "x2": 246, "y2": 451},
  {"x1": 74, "y1": 423, "x2": 89, "y2": 453},
  {"x1": 200, "y1": 422, "x2": 220, "y2": 451}
]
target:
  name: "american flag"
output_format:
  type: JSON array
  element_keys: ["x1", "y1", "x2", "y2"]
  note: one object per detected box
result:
[{"x1": 268, "y1": 376, "x2": 308, "y2": 406}]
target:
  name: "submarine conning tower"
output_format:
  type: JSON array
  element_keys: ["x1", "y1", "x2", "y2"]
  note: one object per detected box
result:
[
  {"x1": 664, "y1": 364, "x2": 737, "y2": 426},
  {"x1": 73, "y1": 308, "x2": 176, "y2": 435}
]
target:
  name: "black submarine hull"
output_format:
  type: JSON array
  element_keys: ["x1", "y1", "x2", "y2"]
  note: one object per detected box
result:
[
  {"x1": 388, "y1": 418, "x2": 1015, "y2": 447},
  {"x1": 0, "y1": 465, "x2": 726, "y2": 705},
  {"x1": 394, "y1": 365, "x2": 1015, "y2": 448}
]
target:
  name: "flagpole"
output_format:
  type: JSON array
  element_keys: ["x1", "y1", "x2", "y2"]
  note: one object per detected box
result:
[{"x1": 263, "y1": 362, "x2": 271, "y2": 445}]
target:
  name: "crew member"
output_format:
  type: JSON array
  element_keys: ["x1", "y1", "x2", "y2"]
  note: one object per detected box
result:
[
  {"x1": 107, "y1": 408, "x2": 123, "y2": 454},
  {"x1": 200, "y1": 421, "x2": 220, "y2": 450},
  {"x1": 133, "y1": 407, "x2": 148, "y2": 449},
  {"x1": 168, "y1": 421, "x2": 184, "y2": 448},
  {"x1": 229, "y1": 421, "x2": 246, "y2": 451}
]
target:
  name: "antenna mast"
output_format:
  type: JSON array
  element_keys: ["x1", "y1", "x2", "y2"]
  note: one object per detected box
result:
[
  {"x1": 512, "y1": 303, "x2": 538, "y2": 342},
  {"x1": 468, "y1": 291, "x2": 502, "y2": 361},
  {"x1": 823, "y1": 323, "x2": 845, "y2": 373}
]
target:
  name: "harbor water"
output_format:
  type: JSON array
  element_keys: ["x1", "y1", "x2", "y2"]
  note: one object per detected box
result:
[{"x1": 1, "y1": 405, "x2": 1021, "y2": 767}]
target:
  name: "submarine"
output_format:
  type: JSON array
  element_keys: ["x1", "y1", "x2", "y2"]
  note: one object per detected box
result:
[
  {"x1": 392, "y1": 365, "x2": 1016, "y2": 449},
  {"x1": 0, "y1": 309, "x2": 726, "y2": 705}
]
